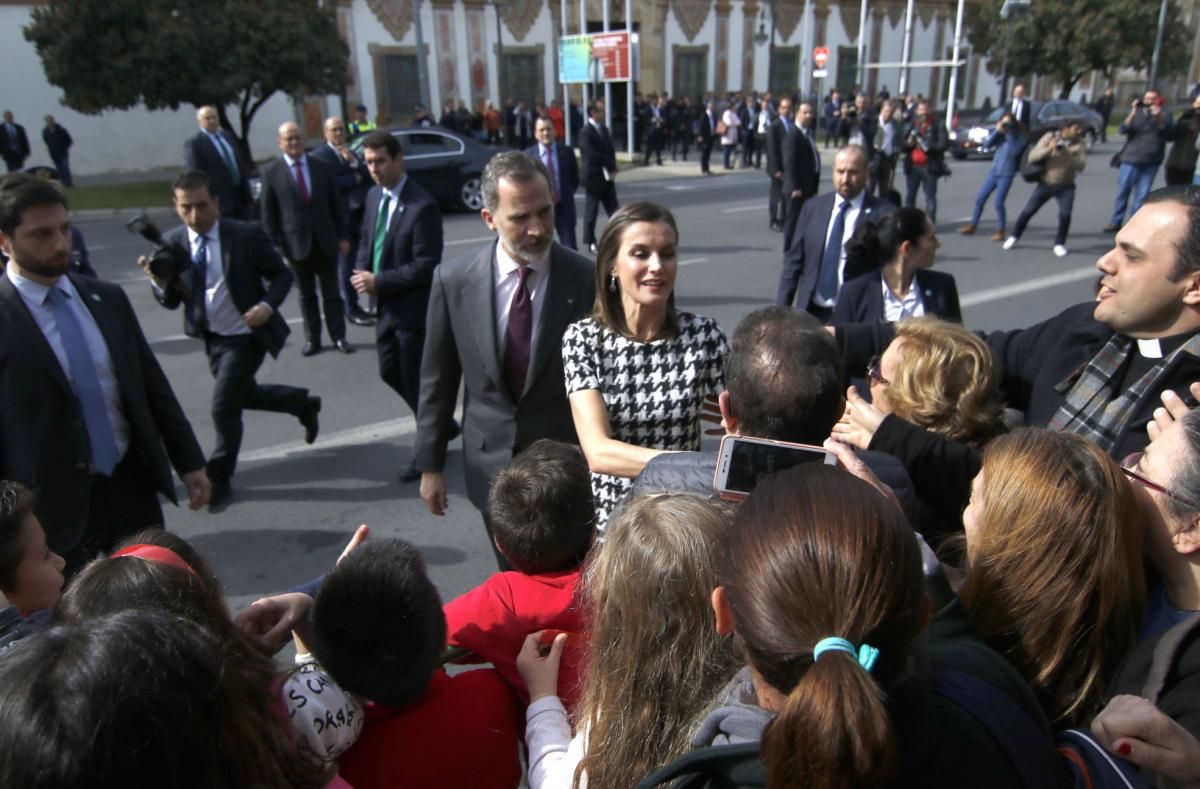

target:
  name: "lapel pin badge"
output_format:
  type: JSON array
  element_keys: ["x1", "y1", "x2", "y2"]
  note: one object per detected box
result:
[{"x1": 91, "y1": 293, "x2": 101, "y2": 302}]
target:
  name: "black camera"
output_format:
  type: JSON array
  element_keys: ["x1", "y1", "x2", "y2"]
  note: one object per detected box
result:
[{"x1": 127, "y1": 214, "x2": 191, "y2": 284}]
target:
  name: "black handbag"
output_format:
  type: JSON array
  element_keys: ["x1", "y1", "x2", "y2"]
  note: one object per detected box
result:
[{"x1": 1019, "y1": 147, "x2": 1045, "y2": 183}]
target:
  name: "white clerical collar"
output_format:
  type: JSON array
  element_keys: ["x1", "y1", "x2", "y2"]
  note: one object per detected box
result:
[{"x1": 1137, "y1": 338, "x2": 1164, "y2": 359}]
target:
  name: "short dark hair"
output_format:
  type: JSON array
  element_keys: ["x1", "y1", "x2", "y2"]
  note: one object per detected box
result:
[
  {"x1": 483, "y1": 150, "x2": 551, "y2": 213},
  {"x1": 360, "y1": 130, "x2": 401, "y2": 158},
  {"x1": 725, "y1": 307, "x2": 844, "y2": 443},
  {"x1": 0, "y1": 174, "x2": 68, "y2": 236},
  {"x1": 488, "y1": 440, "x2": 595, "y2": 574},
  {"x1": 172, "y1": 170, "x2": 213, "y2": 196},
  {"x1": 0, "y1": 482, "x2": 33, "y2": 592},
  {"x1": 309, "y1": 538, "x2": 445, "y2": 707},
  {"x1": 1142, "y1": 186, "x2": 1200, "y2": 279}
]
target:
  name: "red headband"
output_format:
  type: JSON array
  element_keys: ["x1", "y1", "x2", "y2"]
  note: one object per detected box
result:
[{"x1": 111, "y1": 544, "x2": 199, "y2": 579}]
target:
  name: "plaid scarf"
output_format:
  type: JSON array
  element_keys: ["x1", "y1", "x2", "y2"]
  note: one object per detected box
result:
[{"x1": 1049, "y1": 333, "x2": 1200, "y2": 453}]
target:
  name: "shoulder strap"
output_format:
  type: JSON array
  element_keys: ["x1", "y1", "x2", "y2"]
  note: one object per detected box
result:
[
  {"x1": 635, "y1": 742, "x2": 765, "y2": 789},
  {"x1": 932, "y1": 667, "x2": 1060, "y2": 789}
]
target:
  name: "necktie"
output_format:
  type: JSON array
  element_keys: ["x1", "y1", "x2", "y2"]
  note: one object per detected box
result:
[
  {"x1": 372, "y1": 192, "x2": 391, "y2": 274},
  {"x1": 293, "y1": 159, "x2": 310, "y2": 202},
  {"x1": 503, "y1": 265, "x2": 533, "y2": 398},
  {"x1": 212, "y1": 134, "x2": 240, "y2": 185},
  {"x1": 192, "y1": 235, "x2": 209, "y2": 329},
  {"x1": 817, "y1": 200, "x2": 850, "y2": 304},
  {"x1": 45, "y1": 288, "x2": 120, "y2": 476},
  {"x1": 543, "y1": 147, "x2": 558, "y2": 204}
]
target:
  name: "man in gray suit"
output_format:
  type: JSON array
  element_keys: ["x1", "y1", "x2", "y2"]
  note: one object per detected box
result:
[{"x1": 415, "y1": 151, "x2": 594, "y2": 568}]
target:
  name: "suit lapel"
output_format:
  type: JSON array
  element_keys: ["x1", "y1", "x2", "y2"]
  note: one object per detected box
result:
[
  {"x1": 461, "y1": 244, "x2": 505, "y2": 396},
  {"x1": 218, "y1": 221, "x2": 233, "y2": 280},
  {"x1": 0, "y1": 276, "x2": 72, "y2": 395},
  {"x1": 868, "y1": 273, "x2": 886, "y2": 321},
  {"x1": 524, "y1": 244, "x2": 581, "y2": 398},
  {"x1": 383, "y1": 180, "x2": 411, "y2": 249}
]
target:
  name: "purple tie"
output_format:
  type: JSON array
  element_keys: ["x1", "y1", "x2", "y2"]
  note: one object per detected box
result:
[
  {"x1": 544, "y1": 147, "x2": 558, "y2": 204},
  {"x1": 293, "y1": 159, "x2": 310, "y2": 202},
  {"x1": 503, "y1": 265, "x2": 533, "y2": 398}
]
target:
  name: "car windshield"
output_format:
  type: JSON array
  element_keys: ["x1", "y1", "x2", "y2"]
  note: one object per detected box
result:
[{"x1": 986, "y1": 108, "x2": 1004, "y2": 123}]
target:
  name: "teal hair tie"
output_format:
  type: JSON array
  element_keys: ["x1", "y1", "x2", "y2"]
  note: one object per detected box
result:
[{"x1": 813, "y1": 637, "x2": 880, "y2": 673}]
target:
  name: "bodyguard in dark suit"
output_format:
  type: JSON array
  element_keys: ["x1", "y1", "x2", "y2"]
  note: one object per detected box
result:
[
  {"x1": 351, "y1": 131, "x2": 444, "y2": 480},
  {"x1": 777, "y1": 145, "x2": 896, "y2": 322},
  {"x1": 832, "y1": 269, "x2": 962, "y2": 324},
  {"x1": 183, "y1": 106, "x2": 252, "y2": 219},
  {"x1": 765, "y1": 97, "x2": 791, "y2": 231},
  {"x1": 0, "y1": 174, "x2": 209, "y2": 571},
  {"x1": 145, "y1": 171, "x2": 320, "y2": 510},
  {"x1": 781, "y1": 101, "x2": 822, "y2": 251},
  {"x1": 310, "y1": 115, "x2": 375, "y2": 325},
  {"x1": 1009, "y1": 84, "x2": 1033, "y2": 131},
  {"x1": 260, "y1": 122, "x2": 351, "y2": 356},
  {"x1": 697, "y1": 99, "x2": 717, "y2": 175},
  {"x1": 42, "y1": 116, "x2": 73, "y2": 187},
  {"x1": 0, "y1": 112, "x2": 30, "y2": 173},
  {"x1": 525, "y1": 117, "x2": 580, "y2": 250},
  {"x1": 579, "y1": 101, "x2": 619, "y2": 251},
  {"x1": 416, "y1": 152, "x2": 594, "y2": 568}
]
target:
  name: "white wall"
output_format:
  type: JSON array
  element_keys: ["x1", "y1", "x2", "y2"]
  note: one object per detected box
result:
[{"x1": 0, "y1": 5, "x2": 295, "y2": 176}]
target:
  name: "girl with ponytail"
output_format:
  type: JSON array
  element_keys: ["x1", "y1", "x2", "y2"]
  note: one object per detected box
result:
[{"x1": 650, "y1": 464, "x2": 1055, "y2": 789}]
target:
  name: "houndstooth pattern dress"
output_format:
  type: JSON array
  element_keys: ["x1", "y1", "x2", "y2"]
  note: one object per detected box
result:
[{"x1": 562, "y1": 312, "x2": 728, "y2": 528}]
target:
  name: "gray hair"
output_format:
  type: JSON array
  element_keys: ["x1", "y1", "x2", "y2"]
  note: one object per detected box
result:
[
  {"x1": 482, "y1": 150, "x2": 552, "y2": 213},
  {"x1": 1170, "y1": 409, "x2": 1200, "y2": 518}
]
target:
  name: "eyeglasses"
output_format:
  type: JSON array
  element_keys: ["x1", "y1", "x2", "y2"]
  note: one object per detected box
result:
[
  {"x1": 1121, "y1": 452, "x2": 1200, "y2": 510},
  {"x1": 866, "y1": 355, "x2": 890, "y2": 386}
]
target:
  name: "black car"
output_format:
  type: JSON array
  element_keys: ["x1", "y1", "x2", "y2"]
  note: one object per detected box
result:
[
  {"x1": 949, "y1": 100, "x2": 1104, "y2": 160},
  {"x1": 351, "y1": 127, "x2": 505, "y2": 212}
]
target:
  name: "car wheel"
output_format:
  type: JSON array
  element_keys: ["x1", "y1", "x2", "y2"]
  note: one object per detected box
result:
[
  {"x1": 458, "y1": 175, "x2": 484, "y2": 211},
  {"x1": 1084, "y1": 129, "x2": 1097, "y2": 151}
]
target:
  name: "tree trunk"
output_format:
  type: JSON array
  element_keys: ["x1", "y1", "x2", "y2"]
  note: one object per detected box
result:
[{"x1": 1057, "y1": 72, "x2": 1083, "y2": 99}]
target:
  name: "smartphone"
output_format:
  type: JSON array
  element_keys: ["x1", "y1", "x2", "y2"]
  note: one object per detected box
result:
[{"x1": 712, "y1": 435, "x2": 836, "y2": 501}]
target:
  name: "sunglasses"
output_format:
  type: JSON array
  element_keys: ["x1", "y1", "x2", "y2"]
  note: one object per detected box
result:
[
  {"x1": 1121, "y1": 452, "x2": 1200, "y2": 510},
  {"x1": 866, "y1": 355, "x2": 890, "y2": 386}
]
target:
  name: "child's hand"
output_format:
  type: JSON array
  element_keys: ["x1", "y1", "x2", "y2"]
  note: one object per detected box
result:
[
  {"x1": 516, "y1": 630, "x2": 568, "y2": 703},
  {"x1": 234, "y1": 592, "x2": 314, "y2": 654}
]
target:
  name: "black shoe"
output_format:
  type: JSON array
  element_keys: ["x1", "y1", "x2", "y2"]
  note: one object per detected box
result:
[
  {"x1": 301, "y1": 341, "x2": 322, "y2": 357},
  {"x1": 347, "y1": 311, "x2": 375, "y2": 327},
  {"x1": 334, "y1": 339, "x2": 355, "y2": 354},
  {"x1": 209, "y1": 479, "x2": 233, "y2": 512},
  {"x1": 398, "y1": 461, "x2": 422, "y2": 483},
  {"x1": 300, "y1": 396, "x2": 321, "y2": 444}
]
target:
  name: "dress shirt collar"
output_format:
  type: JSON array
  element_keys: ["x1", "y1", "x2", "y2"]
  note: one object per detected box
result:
[
  {"x1": 7, "y1": 264, "x2": 60, "y2": 306},
  {"x1": 834, "y1": 190, "x2": 866, "y2": 214},
  {"x1": 381, "y1": 174, "x2": 407, "y2": 203},
  {"x1": 283, "y1": 152, "x2": 305, "y2": 168},
  {"x1": 186, "y1": 220, "x2": 219, "y2": 249},
  {"x1": 495, "y1": 237, "x2": 551, "y2": 276}
]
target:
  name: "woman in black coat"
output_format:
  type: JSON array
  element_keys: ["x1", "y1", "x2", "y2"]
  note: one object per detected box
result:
[{"x1": 833, "y1": 207, "x2": 962, "y2": 324}]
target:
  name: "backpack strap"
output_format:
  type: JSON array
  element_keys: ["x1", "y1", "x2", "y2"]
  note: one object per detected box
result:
[
  {"x1": 932, "y1": 667, "x2": 1060, "y2": 789},
  {"x1": 635, "y1": 742, "x2": 765, "y2": 789},
  {"x1": 1056, "y1": 729, "x2": 1149, "y2": 789}
]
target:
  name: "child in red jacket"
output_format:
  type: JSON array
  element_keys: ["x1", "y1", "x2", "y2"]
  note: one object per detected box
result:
[{"x1": 443, "y1": 439, "x2": 595, "y2": 714}]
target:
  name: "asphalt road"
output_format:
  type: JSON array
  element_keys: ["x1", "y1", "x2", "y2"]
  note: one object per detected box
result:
[{"x1": 70, "y1": 140, "x2": 1126, "y2": 612}]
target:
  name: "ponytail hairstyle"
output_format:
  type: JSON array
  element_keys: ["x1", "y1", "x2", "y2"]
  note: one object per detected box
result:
[
  {"x1": 844, "y1": 206, "x2": 931, "y2": 274},
  {"x1": 722, "y1": 465, "x2": 926, "y2": 789}
]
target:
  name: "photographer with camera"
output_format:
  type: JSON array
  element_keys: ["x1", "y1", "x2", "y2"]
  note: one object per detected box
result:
[
  {"x1": 901, "y1": 100, "x2": 949, "y2": 223},
  {"x1": 1001, "y1": 123, "x2": 1087, "y2": 257},
  {"x1": 1106, "y1": 90, "x2": 1174, "y2": 233},
  {"x1": 138, "y1": 171, "x2": 321, "y2": 511},
  {"x1": 959, "y1": 111, "x2": 1026, "y2": 241}
]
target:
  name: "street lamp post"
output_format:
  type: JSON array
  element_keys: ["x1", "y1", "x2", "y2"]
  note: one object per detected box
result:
[{"x1": 754, "y1": 3, "x2": 775, "y2": 94}]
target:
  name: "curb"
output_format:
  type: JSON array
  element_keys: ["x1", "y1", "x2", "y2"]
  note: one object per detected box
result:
[{"x1": 72, "y1": 207, "x2": 175, "y2": 222}]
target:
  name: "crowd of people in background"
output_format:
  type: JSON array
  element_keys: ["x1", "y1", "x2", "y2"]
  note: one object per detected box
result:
[{"x1": 5, "y1": 71, "x2": 1200, "y2": 788}]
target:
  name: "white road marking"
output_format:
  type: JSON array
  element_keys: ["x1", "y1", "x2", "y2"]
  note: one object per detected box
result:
[
  {"x1": 445, "y1": 235, "x2": 494, "y2": 247},
  {"x1": 723, "y1": 204, "x2": 768, "y2": 213},
  {"x1": 240, "y1": 414, "x2": 419, "y2": 463},
  {"x1": 961, "y1": 266, "x2": 1097, "y2": 307},
  {"x1": 679, "y1": 257, "x2": 709, "y2": 266}
]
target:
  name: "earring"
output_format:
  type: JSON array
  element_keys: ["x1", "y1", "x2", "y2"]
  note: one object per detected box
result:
[{"x1": 608, "y1": 275, "x2": 617, "y2": 293}]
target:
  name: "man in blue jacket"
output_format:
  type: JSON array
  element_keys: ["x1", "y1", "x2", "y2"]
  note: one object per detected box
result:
[{"x1": 958, "y1": 111, "x2": 1025, "y2": 241}]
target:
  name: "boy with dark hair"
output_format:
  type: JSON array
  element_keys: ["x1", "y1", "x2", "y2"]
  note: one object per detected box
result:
[
  {"x1": 443, "y1": 439, "x2": 594, "y2": 711},
  {"x1": 0, "y1": 481, "x2": 66, "y2": 650},
  {"x1": 309, "y1": 537, "x2": 522, "y2": 789}
]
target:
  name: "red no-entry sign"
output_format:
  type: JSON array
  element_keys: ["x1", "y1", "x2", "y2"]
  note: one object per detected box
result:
[{"x1": 813, "y1": 46, "x2": 829, "y2": 69}]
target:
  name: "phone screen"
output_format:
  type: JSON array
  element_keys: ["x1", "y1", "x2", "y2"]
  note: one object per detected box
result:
[{"x1": 723, "y1": 440, "x2": 830, "y2": 495}]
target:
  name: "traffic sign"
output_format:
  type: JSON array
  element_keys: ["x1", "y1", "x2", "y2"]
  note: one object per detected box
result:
[
  {"x1": 812, "y1": 69, "x2": 829, "y2": 79},
  {"x1": 813, "y1": 46, "x2": 829, "y2": 69}
]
